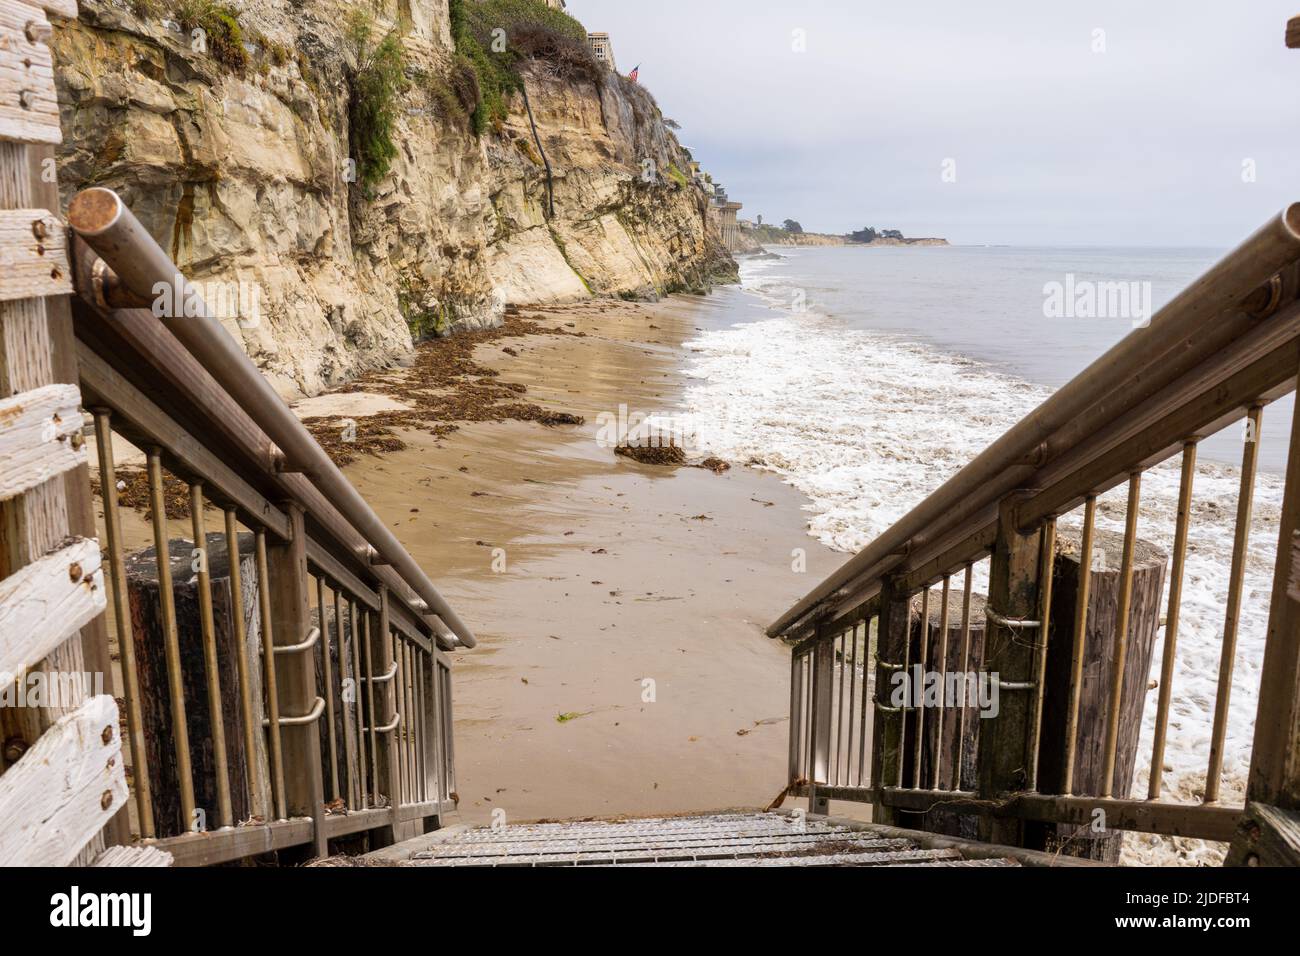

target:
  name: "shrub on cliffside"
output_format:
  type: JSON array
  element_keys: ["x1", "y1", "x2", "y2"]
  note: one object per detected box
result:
[
  {"x1": 176, "y1": 0, "x2": 248, "y2": 71},
  {"x1": 449, "y1": 0, "x2": 601, "y2": 134},
  {"x1": 347, "y1": 11, "x2": 407, "y2": 192}
]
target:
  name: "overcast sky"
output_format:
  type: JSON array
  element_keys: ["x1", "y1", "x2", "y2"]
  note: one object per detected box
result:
[{"x1": 568, "y1": 0, "x2": 1300, "y2": 246}]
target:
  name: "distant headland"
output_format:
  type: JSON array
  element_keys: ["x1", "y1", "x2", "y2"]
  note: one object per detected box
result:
[{"x1": 735, "y1": 219, "x2": 949, "y2": 251}]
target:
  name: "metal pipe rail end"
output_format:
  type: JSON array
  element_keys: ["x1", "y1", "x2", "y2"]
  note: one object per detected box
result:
[{"x1": 67, "y1": 186, "x2": 476, "y2": 649}]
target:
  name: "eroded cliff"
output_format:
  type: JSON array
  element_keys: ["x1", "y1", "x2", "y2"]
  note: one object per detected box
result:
[{"x1": 52, "y1": 0, "x2": 734, "y2": 397}]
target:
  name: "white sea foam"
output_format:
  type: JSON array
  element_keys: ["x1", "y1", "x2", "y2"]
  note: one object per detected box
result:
[{"x1": 684, "y1": 257, "x2": 1283, "y2": 866}]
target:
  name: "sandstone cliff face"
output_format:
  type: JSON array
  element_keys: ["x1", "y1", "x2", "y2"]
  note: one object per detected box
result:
[{"x1": 51, "y1": 0, "x2": 734, "y2": 397}]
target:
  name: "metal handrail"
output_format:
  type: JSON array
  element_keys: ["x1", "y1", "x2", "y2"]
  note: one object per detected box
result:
[
  {"x1": 770, "y1": 204, "x2": 1300, "y2": 639},
  {"x1": 66, "y1": 187, "x2": 476, "y2": 649},
  {"x1": 273, "y1": 627, "x2": 321, "y2": 655}
]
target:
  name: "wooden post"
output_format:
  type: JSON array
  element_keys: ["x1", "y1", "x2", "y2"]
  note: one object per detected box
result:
[
  {"x1": 1038, "y1": 527, "x2": 1166, "y2": 861},
  {"x1": 976, "y1": 493, "x2": 1043, "y2": 847},
  {"x1": 870, "y1": 578, "x2": 910, "y2": 826},
  {"x1": 1229, "y1": 367, "x2": 1300, "y2": 865},
  {"x1": 124, "y1": 533, "x2": 262, "y2": 835},
  {"x1": 0, "y1": 0, "x2": 115, "y2": 856},
  {"x1": 266, "y1": 504, "x2": 327, "y2": 858}
]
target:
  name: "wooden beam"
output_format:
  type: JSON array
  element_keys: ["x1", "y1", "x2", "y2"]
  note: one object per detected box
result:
[
  {"x1": 91, "y1": 845, "x2": 173, "y2": 867},
  {"x1": 0, "y1": 208, "x2": 70, "y2": 302},
  {"x1": 144, "y1": 817, "x2": 314, "y2": 867},
  {"x1": 0, "y1": 535, "x2": 104, "y2": 683},
  {"x1": 870, "y1": 579, "x2": 910, "y2": 825},
  {"x1": 0, "y1": 1, "x2": 60, "y2": 145},
  {"x1": 1227, "y1": 801, "x2": 1300, "y2": 866},
  {"x1": 976, "y1": 492, "x2": 1043, "y2": 847},
  {"x1": 0, "y1": 695, "x2": 126, "y2": 865},
  {"x1": 267, "y1": 504, "x2": 328, "y2": 858},
  {"x1": 879, "y1": 786, "x2": 1241, "y2": 843},
  {"x1": 0, "y1": 381, "x2": 84, "y2": 501}
]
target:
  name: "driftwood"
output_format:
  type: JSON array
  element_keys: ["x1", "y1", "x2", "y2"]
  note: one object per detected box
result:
[
  {"x1": 1037, "y1": 528, "x2": 1167, "y2": 862},
  {"x1": 125, "y1": 531, "x2": 269, "y2": 836}
]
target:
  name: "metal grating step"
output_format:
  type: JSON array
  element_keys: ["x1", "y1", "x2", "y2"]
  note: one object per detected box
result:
[{"x1": 398, "y1": 812, "x2": 1023, "y2": 867}]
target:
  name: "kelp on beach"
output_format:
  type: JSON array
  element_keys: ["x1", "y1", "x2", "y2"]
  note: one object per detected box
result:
[{"x1": 303, "y1": 312, "x2": 586, "y2": 467}]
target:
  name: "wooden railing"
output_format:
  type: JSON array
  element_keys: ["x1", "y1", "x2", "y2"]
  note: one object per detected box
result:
[{"x1": 772, "y1": 206, "x2": 1300, "y2": 865}]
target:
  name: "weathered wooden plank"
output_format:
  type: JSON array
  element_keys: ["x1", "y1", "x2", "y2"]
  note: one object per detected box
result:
[
  {"x1": 91, "y1": 845, "x2": 174, "y2": 867},
  {"x1": 0, "y1": 1, "x2": 60, "y2": 145},
  {"x1": 0, "y1": 694, "x2": 126, "y2": 866},
  {"x1": 32, "y1": 0, "x2": 77, "y2": 19},
  {"x1": 145, "y1": 817, "x2": 314, "y2": 867},
  {"x1": 1228, "y1": 802, "x2": 1300, "y2": 866},
  {"x1": 0, "y1": 381, "x2": 84, "y2": 501},
  {"x1": 0, "y1": 535, "x2": 104, "y2": 684},
  {"x1": 0, "y1": 208, "x2": 70, "y2": 301}
]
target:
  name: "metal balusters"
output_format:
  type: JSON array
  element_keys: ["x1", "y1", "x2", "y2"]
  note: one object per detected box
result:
[
  {"x1": 1150, "y1": 443, "x2": 1198, "y2": 800},
  {"x1": 317, "y1": 579, "x2": 340, "y2": 804},
  {"x1": 92, "y1": 412, "x2": 154, "y2": 837},
  {"x1": 1063, "y1": 495, "x2": 1098, "y2": 796},
  {"x1": 846, "y1": 624, "x2": 859, "y2": 786},
  {"x1": 1100, "y1": 473, "x2": 1143, "y2": 798},
  {"x1": 223, "y1": 508, "x2": 263, "y2": 823},
  {"x1": 189, "y1": 483, "x2": 233, "y2": 828},
  {"x1": 933, "y1": 576, "x2": 951, "y2": 791},
  {"x1": 417, "y1": 652, "x2": 429, "y2": 800},
  {"x1": 1026, "y1": 518, "x2": 1057, "y2": 792},
  {"x1": 895, "y1": 596, "x2": 912, "y2": 788},
  {"x1": 834, "y1": 631, "x2": 846, "y2": 784},
  {"x1": 911, "y1": 585, "x2": 930, "y2": 789},
  {"x1": 1206, "y1": 406, "x2": 1263, "y2": 804},
  {"x1": 254, "y1": 529, "x2": 287, "y2": 821},
  {"x1": 146, "y1": 448, "x2": 197, "y2": 829},
  {"x1": 349, "y1": 599, "x2": 368, "y2": 808},
  {"x1": 954, "y1": 564, "x2": 973, "y2": 792},
  {"x1": 857, "y1": 619, "x2": 871, "y2": 786},
  {"x1": 362, "y1": 610, "x2": 378, "y2": 806}
]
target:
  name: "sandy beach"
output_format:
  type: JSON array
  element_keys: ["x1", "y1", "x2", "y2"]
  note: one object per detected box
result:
[{"x1": 286, "y1": 293, "x2": 852, "y2": 827}]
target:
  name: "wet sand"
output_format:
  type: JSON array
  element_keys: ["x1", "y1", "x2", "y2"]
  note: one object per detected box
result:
[{"x1": 335, "y1": 296, "x2": 846, "y2": 825}]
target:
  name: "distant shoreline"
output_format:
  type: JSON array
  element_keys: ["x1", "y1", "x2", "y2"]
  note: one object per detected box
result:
[{"x1": 735, "y1": 228, "x2": 949, "y2": 251}]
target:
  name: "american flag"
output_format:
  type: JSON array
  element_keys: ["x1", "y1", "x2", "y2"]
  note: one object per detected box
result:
[{"x1": 628, "y1": 64, "x2": 640, "y2": 83}]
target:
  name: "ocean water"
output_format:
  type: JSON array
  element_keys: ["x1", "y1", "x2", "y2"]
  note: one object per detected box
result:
[{"x1": 682, "y1": 246, "x2": 1291, "y2": 865}]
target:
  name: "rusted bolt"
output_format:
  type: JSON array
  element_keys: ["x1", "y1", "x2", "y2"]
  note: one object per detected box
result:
[
  {"x1": 18, "y1": 90, "x2": 33, "y2": 111},
  {"x1": 70, "y1": 431, "x2": 84, "y2": 451},
  {"x1": 50, "y1": 266, "x2": 60, "y2": 281},
  {"x1": 100, "y1": 790, "x2": 113, "y2": 811},
  {"x1": 25, "y1": 20, "x2": 53, "y2": 44},
  {"x1": 31, "y1": 219, "x2": 47, "y2": 240},
  {"x1": 101, "y1": 724, "x2": 113, "y2": 745},
  {"x1": 68, "y1": 561, "x2": 83, "y2": 583},
  {"x1": 2, "y1": 737, "x2": 28, "y2": 763}
]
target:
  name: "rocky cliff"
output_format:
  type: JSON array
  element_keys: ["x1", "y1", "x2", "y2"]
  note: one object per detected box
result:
[{"x1": 51, "y1": 0, "x2": 735, "y2": 397}]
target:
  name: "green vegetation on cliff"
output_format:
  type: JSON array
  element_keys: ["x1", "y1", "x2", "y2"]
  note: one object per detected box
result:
[
  {"x1": 346, "y1": 11, "x2": 407, "y2": 191},
  {"x1": 450, "y1": 0, "x2": 600, "y2": 135}
]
